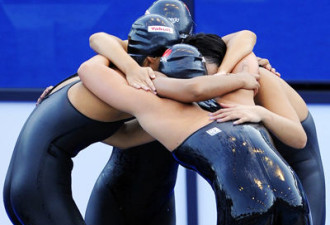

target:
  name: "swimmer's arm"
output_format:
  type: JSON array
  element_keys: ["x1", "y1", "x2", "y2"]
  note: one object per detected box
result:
[
  {"x1": 90, "y1": 32, "x2": 128, "y2": 54},
  {"x1": 89, "y1": 32, "x2": 156, "y2": 91},
  {"x1": 153, "y1": 52, "x2": 260, "y2": 103},
  {"x1": 102, "y1": 119, "x2": 155, "y2": 149},
  {"x1": 78, "y1": 55, "x2": 158, "y2": 118},
  {"x1": 218, "y1": 30, "x2": 257, "y2": 74},
  {"x1": 220, "y1": 30, "x2": 279, "y2": 76},
  {"x1": 153, "y1": 71, "x2": 259, "y2": 102},
  {"x1": 255, "y1": 68, "x2": 307, "y2": 148}
]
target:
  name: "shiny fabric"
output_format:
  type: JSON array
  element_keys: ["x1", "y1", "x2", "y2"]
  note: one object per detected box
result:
[
  {"x1": 173, "y1": 121, "x2": 312, "y2": 225},
  {"x1": 272, "y1": 112, "x2": 326, "y2": 225},
  {"x1": 3, "y1": 80, "x2": 125, "y2": 225},
  {"x1": 85, "y1": 141, "x2": 178, "y2": 225}
]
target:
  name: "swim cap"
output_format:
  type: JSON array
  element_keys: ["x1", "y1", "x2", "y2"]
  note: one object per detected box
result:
[
  {"x1": 146, "y1": 0, "x2": 193, "y2": 38},
  {"x1": 128, "y1": 14, "x2": 180, "y2": 65},
  {"x1": 159, "y1": 43, "x2": 221, "y2": 112},
  {"x1": 159, "y1": 43, "x2": 207, "y2": 79}
]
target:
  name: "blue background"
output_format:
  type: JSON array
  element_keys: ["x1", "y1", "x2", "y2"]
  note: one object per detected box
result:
[{"x1": 0, "y1": 0, "x2": 329, "y2": 88}]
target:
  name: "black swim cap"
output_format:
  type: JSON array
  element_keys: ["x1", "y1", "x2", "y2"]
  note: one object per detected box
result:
[
  {"x1": 128, "y1": 14, "x2": 180, "y2": 65},
  {"x1": 159, "y1": 43, "x2": 207, "y2": 79},
  {"x1": 146, "y1": 0, "x2": 193, "y2": 38}
]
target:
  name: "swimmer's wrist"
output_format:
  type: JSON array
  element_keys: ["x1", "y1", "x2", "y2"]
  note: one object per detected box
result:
[
  {"x1": 123, "y1": 60, "x2": 140, "y2": 76},
  {"x1": 256, "y1": 106, "x2": 268, "y2": 122}
]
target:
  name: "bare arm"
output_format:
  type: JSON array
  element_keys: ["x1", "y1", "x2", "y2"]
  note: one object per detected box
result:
[
  {"x1": 77, "y1": 54, "x2": 151, "y2": 115},
  {"x1": 153, "y1": 71, "x2": 259, "y2": 103},
  {"x1": 219, "y1": 30, "x2": 257, "y2": 74},
  {"x1": 89, "y1": 32, "x2": 134, "y2": 72},
  {"x1": 89, "y1": 32, "x2": 156, "y2": 91},
  {"x1": 102, "y1": 119, "x2": 155, "y2": 149},
  {"x1": 254, "y1": 70, "x2": 307, "y2": 148},
  {"x1": 220, "y1": 31, "x2": 279, "y2": 76},
  {"x1": 209, "y1": 54, "x2": 307, "y2": 149}
]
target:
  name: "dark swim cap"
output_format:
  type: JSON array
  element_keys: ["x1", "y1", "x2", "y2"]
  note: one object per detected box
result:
[
  {"x1": 128, "y1": 14, "x2": 180, "y2": 65},
  {"x1": 159, "y1": 43, "x2": 207, "y2": 79},
  {"x1": 146, "y1": 0, "x2": 193, "y2": 38},
  {"x1": 159, "y1": 43, "x2": 221, "y2": 112}
]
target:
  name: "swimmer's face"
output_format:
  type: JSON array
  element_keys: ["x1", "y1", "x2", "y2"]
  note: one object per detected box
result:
[{"x1": 205, "y1": 62, "x2": 218, "y2": 75}]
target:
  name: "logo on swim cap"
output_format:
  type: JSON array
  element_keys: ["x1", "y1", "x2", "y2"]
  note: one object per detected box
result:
[
  {"x1": 148, "y1": 26, "x2": 174, "y2": 33},
  {"x1": 167, "y1": 17, "x2": 180, "y2": 24},
  {"x1": 162, "y1": 48, "x2": 172, "y2": 58}
]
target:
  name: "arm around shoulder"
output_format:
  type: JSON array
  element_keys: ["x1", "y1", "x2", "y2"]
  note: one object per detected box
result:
[
  {"x1": 219, "y1": 30, "x2": 257, "y2": 74},
  {"x1": 153, "y1": 72, "x2": 255, "y2": 103},
  {"x1": 255, "y1": 70, "x2": 307, "y2": 149}
]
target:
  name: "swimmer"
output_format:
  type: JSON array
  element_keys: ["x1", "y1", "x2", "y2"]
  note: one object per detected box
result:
[{"x1": 78, "y1": 42, "x2": 312, "y2": 225}]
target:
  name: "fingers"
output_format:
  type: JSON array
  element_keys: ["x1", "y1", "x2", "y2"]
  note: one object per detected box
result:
[
  {"x1": 145, "y1": 77, "x2": 156, "y2": 93},
  {"x1": 131, "y1": 82, "x2": 142, "y2": 89},
  {"x1": 127, "y1": 67, "x2": 157, "y2": 94},
  {"x1": 253, "y1": 73, "x2": 260, "y2": 81},
  {"x1": 130, "y1": 79, "x2": 157, "y2": 94},
  {"x1": 147, "y1": 67, "x2": 156, "y2": 79},
  {"x1": 209, "y1": 108, "x2": 238, "y2": 120},
  {"x1": 233, "y1": 118, "x2": 246, "y2": 125},
  {"x1": 214, "y1": 112, "x2": 241, "y2": 123},
  {"x1": 253, "y1": 86, "x2": 259, "y2": 96},
  {"x1": 258, "y1": 58, "x2": 270, "y2": 67},
  {"x1": 36, "y1": 85, "x2": 53, "y2": 105}
]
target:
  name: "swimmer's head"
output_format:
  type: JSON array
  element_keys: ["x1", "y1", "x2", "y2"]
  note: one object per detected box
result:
[
  {"x1": 159, "y1": 43, "x2": 207, "y2": 79},
  {"x1": 184, "y1": 33, "x2": 227, "y2": 74},
  {"x1": 128, "y1": 14, "x2": 180, "y2": 66},
  {"x1": 146, "y1": 0, "x2": 193, "y2": 39}
]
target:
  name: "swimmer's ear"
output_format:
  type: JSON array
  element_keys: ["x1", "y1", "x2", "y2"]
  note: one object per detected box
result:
[
  {"x1": 146, "y1": 56, "x2": 158, "y2": 64},
  {"x1": 145, "y1": 56, "x2": 161, "y2": 69},
  {"x1": 142, "y1": 57, "x2": 154, "y2": 67}
]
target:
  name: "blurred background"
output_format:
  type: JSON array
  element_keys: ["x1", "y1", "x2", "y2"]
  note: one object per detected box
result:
[{"x1": 1, "y1": 0, "x2": 329, "y2": 224}]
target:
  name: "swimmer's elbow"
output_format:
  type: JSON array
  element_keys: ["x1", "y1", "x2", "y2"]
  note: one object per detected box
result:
[
  {"x1": 295, "y1": 133, "x2": 307, "y2": 149},
  {"x1": 242, "y1": 30, "x2": 256, "y2": 42},
  {"x1": 289, "y1": 131, "x2": 307, "y2": 149},
  {"x1": 236, "y1": 30, "x2": 257, "y2": 51},
  {"x1": 77, "y1": 61, "x2": 95, "y2": 80},
  {"x1": 89, "y1": 32, "x2": 106, "y2": 49}
]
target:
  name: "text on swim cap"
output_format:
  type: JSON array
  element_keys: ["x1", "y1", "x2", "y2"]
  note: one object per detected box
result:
[
  {"x1": 148, "y1": 26, "x2": 174, "y2": 34},
  {"x1": 167, "y1": 17, "x2": 180, "y2": 24}
]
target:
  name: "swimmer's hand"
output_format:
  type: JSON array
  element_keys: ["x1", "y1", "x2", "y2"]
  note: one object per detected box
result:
[
  {"x1": 126, "y1": 66, "x2": 157, "y2": 94},
  {"x1": 36, "y1": 85, "x2": 53, "y2": 105},
  {"x1": 209, "y1": 103, "x2": 264, "y2": 125},
  {"x1": 257, "y1": 56, "x2": 280, "y2": 77}
]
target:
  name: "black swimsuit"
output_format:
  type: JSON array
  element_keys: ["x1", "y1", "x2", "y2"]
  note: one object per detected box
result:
[
  {"x1": 4, "y1": 80, "x2": 126, "y2": 225},
  {"x1": 85, "y1": 142, "x2": 179, "y2": 225},
  {"x1": 173, "y1": 121, "x2": 312, "y2": 225},
  {"x1": 272, "y1": 112, "x2": 326, "y2": 225}
]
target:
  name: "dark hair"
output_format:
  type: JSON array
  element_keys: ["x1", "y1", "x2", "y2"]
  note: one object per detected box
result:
[{"x1": 183, "y1": 33, "x2": 226, "y2": 67}]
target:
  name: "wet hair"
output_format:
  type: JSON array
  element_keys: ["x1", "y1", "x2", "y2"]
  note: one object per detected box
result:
[{"x1": 183, "y1": 33, "x2": 227, "y2": 67}]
